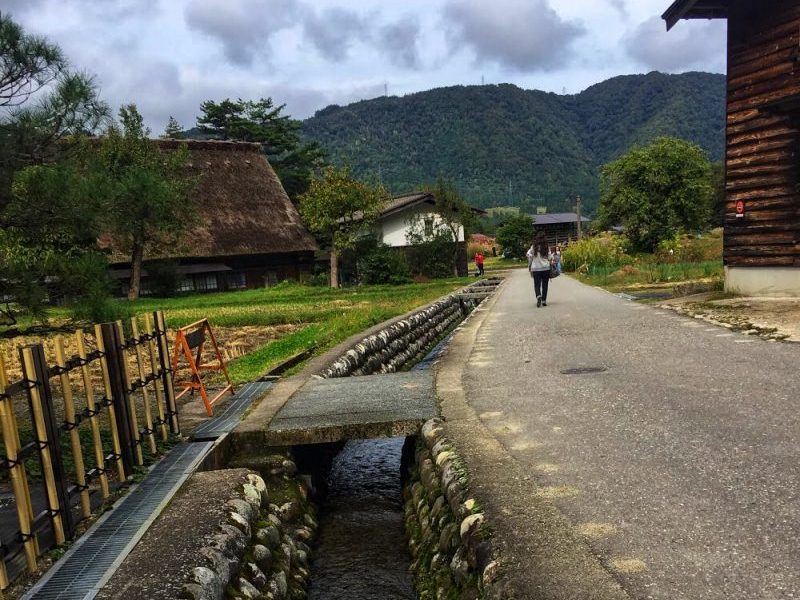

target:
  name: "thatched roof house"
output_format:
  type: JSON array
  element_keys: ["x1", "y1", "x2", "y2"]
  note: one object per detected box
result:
[{"x1": 106, "y1": 139, "x2": 318, "y2": 294}]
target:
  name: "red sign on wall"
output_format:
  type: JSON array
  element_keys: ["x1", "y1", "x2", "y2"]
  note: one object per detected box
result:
[{"x1": 735, "y1": 200, "x2": 745, "y2": 218}]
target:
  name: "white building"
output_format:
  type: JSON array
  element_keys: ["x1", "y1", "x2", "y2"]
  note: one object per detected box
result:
[{"x1": 378, "y1": 192, "x2": 467, "y2": 247}]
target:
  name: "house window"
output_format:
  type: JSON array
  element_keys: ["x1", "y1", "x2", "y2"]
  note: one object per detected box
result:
[
  {"x1": 227, "y1": 272, "x2": 246, "y2": 289},
  {"x1": 264, "y1": 271, "x2": 278, "y2": 287},
  {"x1": 424, "y1": 216, "x2": 435, "y2": 237},
  {"x1": 195, "y1": 274, "x2": 219, "y2": 291},
  {"x1": 177, "y1": 278, "x2": 193, "y2": 292}
]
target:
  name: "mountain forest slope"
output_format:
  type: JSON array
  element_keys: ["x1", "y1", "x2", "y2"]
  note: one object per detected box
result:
[{"x1": 302, "y1": 72, "x2": 725, "y2": 213}]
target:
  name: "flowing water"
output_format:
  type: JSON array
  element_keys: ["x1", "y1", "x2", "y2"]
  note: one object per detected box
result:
[{"x1": 308, "y1": 437, "x2": 416, "y2": 600}]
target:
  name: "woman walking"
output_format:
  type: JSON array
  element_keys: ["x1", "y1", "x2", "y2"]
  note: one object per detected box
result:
[{"x1": 526, "y1": 231, "x2": 552, "y2": 307}]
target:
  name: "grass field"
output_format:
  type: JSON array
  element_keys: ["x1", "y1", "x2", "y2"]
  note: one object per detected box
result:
[{"x1": 128, "y1": 279, "x2": 471, "y2": 383}]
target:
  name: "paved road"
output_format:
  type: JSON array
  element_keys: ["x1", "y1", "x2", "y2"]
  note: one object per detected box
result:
[{"x1": 462, "y1": 269, "x2": 800, "y2": 599}]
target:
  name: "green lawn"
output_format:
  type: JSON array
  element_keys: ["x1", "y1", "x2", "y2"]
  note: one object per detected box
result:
[{"x1": 129, "y1": 279, "x2": 471, "y2": 383}]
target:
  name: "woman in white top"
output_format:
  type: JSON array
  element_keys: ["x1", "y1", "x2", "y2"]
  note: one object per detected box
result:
[{"x1": 526, "y1": 231, "x2": 552, "y2": 307}]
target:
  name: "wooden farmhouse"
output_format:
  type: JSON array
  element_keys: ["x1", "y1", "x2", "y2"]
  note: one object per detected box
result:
[
  {"x1": 533, "y1": 212, "x2": 591, "y2": 247},
  {"x1": 105, "y1": 140, "x2": 318, "y2": 295},
  {"x1": 664, "y1": 0, "x2": 800, "y2": 296}
]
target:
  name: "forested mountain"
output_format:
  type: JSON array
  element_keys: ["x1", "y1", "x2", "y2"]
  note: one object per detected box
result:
[{"x1": 302, "y1": 72, "x2": 725, "y2": 214}]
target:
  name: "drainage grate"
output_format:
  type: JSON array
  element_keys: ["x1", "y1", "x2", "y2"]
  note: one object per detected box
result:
[
  {"x1": 22, "y1": 441, "x2": 212, "y2": 600},
  {"x1": 560, "y1": 367, "x2": 608, "y2": 375},
  {"x1": 192, "y1": 380, "x2": 272, "y2": 441}
]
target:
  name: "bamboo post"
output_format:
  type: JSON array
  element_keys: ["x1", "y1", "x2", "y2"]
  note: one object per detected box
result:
[
  {"x1": 75, "y1": 330, "x2": 109, "y2": 499},
  {"x1": 0, "y1": 357, "x2": 38, "y2": 572},
  {"x1": 115, "y1": 321, "x2": 143, "y2": 466},
  {"x1": 94, "y1": 324, "x2": 126, "y2": 481},
  {"x1": 20, "y1": 346, "x2": 66, "y2": 545},
  {"x1": 130, "y1": 318, "x2": 157, "y2": 456},
  {"x1": 155, "y1": 311, "x2": 180, "y2": 434},
  {"x1": 144, "y1": 314, "x2": 168, "y2": 442},
  {"x1": 54, "y1": 337, "x2": 91, "y2": 519}
]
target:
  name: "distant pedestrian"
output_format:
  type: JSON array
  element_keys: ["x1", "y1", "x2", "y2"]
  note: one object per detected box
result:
[
  {"x1": 491, "y1": 246, "x2": 497, "y2": 257},
  {"x1": 553, "y1": 245, "x2": 562, "y2": 275},
  {"x1": 526, "y1": 232, "x2": 552, "y2": 307},
  {"x1": 474, "y1": 251, "x2": 485, "y2": 277}
]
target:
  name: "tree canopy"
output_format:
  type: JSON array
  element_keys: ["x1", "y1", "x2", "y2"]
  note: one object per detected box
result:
[
  {"x1": 94, "y1": 104, "x2": 196, "y2": 299},
  {"x1": 496, "y1": 214, "x2": 534, "y2": 259},
  {"x1": 298, "y1": 166, "x2": 387, "y2": 287},
  {"x1": 0, "y1": 12, "x2": 64, "y2": 107},
  {"x1": 196, "y1": 97, "x2": 325, "y2": 199},
  {"x1": 595, "y1": 137, "x2": 713, "y2": 252}
]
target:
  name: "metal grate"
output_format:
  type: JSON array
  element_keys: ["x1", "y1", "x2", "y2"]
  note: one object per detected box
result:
[
  {"x1": 191, "y1": 381, "x2": 272, "y2": 441},
  {"x1": 22, "y1": 441, "x2": 212, "y2": 600}
]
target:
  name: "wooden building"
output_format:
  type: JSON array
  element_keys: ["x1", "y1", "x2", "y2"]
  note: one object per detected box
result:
[
  {"x1": 533, "y1": 212, "x2": 590, "y2": 247},
  {"x1": 105, "y1": 140, "x2": 318, "y2": 295},
  {"x1": 664, "y1": 1, "x2": 800, "y2": 296}
]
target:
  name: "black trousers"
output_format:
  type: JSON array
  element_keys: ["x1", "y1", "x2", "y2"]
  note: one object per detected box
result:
[{"x1": 533, "y1": 270, "x2": 549, "y2": 300}]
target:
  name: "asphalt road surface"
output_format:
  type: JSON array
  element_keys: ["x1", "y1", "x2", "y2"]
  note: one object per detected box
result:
[{"x1": 463, "y1": 270, "x2": 800, "y2": 600}]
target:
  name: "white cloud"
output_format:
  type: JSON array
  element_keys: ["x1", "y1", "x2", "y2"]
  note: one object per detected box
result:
[
  {"x1": 184, "y1": 0, "x2": 304, "y2": 65},
  {"x1": 625, "y1": 16, "x2": 727, "y2": 72},
  {"x1": 443, "y1": 0, "x2": 587, "y2": 71},
  {"x1": 302, "y1": 7, "x2": 367, "y2": 62}
]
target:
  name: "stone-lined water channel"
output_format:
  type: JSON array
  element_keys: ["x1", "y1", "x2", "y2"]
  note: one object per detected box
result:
[{"x1": 308, "y1": 437, "x2": 415, "y2": 600}]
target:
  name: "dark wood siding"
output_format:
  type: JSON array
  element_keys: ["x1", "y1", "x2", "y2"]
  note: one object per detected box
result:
[{"x1": 725, "y1": 0, "x2": 800, "y2": 267}]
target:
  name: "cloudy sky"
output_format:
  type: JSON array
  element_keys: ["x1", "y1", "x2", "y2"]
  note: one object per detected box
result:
[{"x1": 6, "y1": 0, "x2": 727, "y2": 132}]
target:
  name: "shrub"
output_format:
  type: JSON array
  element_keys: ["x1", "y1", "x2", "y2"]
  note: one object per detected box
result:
[
  {"x1": 561, "y1": 235, "x2": 630, "y2": 272},
  {"x1": 146, "y1": 260, "x2": 180, "y2": 297},
  {"x1": 357, "y1": 243, "x2": 412, "y2": 285},
  {"x1": 406, "y1": 230, "x2": 456, "y2": 279}
]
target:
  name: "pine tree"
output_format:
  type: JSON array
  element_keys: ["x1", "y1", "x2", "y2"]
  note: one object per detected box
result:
[{"x1": 162, "y1": 115, "x2": 184, "y2": 139}]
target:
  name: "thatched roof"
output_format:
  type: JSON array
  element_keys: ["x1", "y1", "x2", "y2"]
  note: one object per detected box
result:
[{"x1": 104, "y1": 139, "x2": 317, "y2": 263}]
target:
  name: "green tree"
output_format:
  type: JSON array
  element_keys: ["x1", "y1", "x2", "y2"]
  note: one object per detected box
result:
[
  {"x1": 496, "y1": 213, "x2": 534, "y2": 259},
  {"x1": 94, "y1": 104, "x2": 196, "y2": 299},
  {"x1": 298, "y1": 166, "x2": 387, "y2": 288},
  {"x1": 0, "y1": 12, "x2": 64, "y2": 106},
  {"x1": 0, "y1": 14, "x2": 109, "y2": 323},
  {"x1": 0, "y1": 12, "x2": 109, "y2": 211},
  {"x1": 162, "y1": 115, "x2": 184, "y2": 139},
  {"x1": 196, "y1": 97, "x2": 325, "y2": 199},
  {"x1": 423, "y1": 177, "x2": 476, "y2": 276},
  {"x1": 596, "y1": 137, "x2": 712, "y2": 252}
]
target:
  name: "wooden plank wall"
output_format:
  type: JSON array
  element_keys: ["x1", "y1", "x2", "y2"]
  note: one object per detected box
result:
[{"x1": 726, "y1": 0, "x2": 800, "y2": 267}]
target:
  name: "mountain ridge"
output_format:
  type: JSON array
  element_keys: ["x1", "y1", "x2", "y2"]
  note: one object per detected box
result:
[{"x1": 302, "y1": 71, "x2": 726, "y2": 213}]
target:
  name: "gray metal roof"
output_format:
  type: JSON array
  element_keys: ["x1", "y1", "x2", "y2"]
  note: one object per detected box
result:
[{"x1": 533, "y1": 213, "x2": 591, "y2": 225}]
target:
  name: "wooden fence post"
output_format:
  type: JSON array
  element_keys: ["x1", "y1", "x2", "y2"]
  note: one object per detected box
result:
[
  {"x1": 75, "y1": 330, "x2": 110, "y2": 498},
  {"x1": 0, "y1": 357, "x2": 38, "y2": 573},
  {"x1": 114, "y1": 321, "x2": 143, "y2": 467},
  {"x1": 95, "y1": 324, "x2": 126, "y2": 481},
  {"x1": 130, "y1": 318, "x2": 157, "y2": 456},
  {"x1": 54, "y1": 337, "x2": 91, "y2": 519},
  {"x1": 20, "y1": 344, "x2": 72, "y2": 543},
  {"x1": 99, "y1": 323, "x2": 137, "y2": 476},
  {"x1": 154, "y1": 311, "x2": 180, "y2": 435},
  {"x1": 144, "y1": 314, "x2": 168, "y2": 442}
]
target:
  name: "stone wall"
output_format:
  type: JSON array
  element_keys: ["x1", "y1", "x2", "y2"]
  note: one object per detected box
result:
[
  {"x1": 320, "y1": 283, "x2": 497, "y2": 378},
  {"x1": 182, "y1": 454, "x2": 317, "y2": 600},
  {"x1": 404, "y1": 419, "x2": 505, "y2": 600}
]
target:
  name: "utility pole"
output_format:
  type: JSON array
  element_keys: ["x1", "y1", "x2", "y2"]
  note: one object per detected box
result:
[{"x1": 575, "y1": 195, "x2": 583, "y2": 240}]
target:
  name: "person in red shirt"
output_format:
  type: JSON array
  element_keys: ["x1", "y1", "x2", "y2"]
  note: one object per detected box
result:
[{"x1": 474, "y1": 252, "x2": 485, "y2": 277}]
